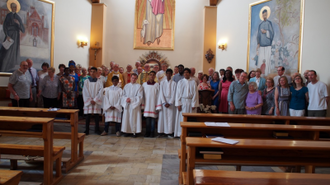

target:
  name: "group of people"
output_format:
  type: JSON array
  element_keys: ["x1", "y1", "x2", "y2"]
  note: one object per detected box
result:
[
  {"x1": 200, "y1": 66, "x2": 328, "y2": 118},
  {"x1": 7, "y1": 59, "x2": 329, "y2": 138}
]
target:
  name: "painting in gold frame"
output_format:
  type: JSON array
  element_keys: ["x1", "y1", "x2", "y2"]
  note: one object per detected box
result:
[
  {"x1": 247, "y1": 0, "x2": 304, "y2": 77},
  {"x1": 134, "y1": 0, "x2": 175, "y2": 50},
  {"x1": 0, "y1": 0, "x2": 55, "y2": 76}
]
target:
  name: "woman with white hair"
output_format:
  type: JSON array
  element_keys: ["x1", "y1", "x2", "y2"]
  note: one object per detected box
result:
[{"x1": 245, "y1": 82, "x2": 263, "y2": 115}]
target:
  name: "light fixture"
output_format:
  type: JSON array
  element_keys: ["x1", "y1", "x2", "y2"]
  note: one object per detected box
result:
[
  {"x1": 77, "y1": 36, "x2": 88, "y2": 48},
  {"x1": 218, "y1": 39, "x2": 227, "y2": 50}
]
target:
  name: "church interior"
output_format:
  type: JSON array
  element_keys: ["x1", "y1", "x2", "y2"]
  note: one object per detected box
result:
[{"x1": 0, "y1": 0, "x2": 330, "y2": 184}]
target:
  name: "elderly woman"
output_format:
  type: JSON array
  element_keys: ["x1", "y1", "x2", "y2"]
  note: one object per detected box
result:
[
  {"x1": 245, "y1": 82, "x2": 263, "y2": 115},
  {"x1": 60, "y1": 67, "x2": 76, "y2": 108},
  {"x1": 38, "y1": 62, "x2": 49, "y2": 80},
  {"x1": 262, "y1": 77, "x2": 275, "y2": 115},
  {"x1": 8, "y1": 61, "x2": 32, "y2": 107},
  {"x1": 289, "y1": 74, "x2": 308, "y2": 116},
  {"x1": 275, "y1": 76, "x2": 291, "y2": 116},
  {"x1": 198, "y1": 74, "x2": 210, "y2": 90},
  {"x1": 37, "y1": 67, "x2": 60, "y2": 108}
]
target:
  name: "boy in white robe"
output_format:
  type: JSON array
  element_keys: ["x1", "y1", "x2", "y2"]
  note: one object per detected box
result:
[
  {"x1": 174, "y1": 68, "x2": 199, "y2": 137},
  {"x1": 142, "y1": 71, "x2": 160, "y2": 138},
  {"x1": 156, "y1": 69, "x2": 176, "y2": 137},
  {"x1": 83, "y1": 67, "x2": 104, "y2": 135},
  {"x1": 101, "y1": 76, "x2": 123, "y2": 136},
  {"x1": 121, "y1": 73, "x2": 144, "y2": 137},
  {"x1": 156, "y1": 63, "x2": 168, "y2": 83}
]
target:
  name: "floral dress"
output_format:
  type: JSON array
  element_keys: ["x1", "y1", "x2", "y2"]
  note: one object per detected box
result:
[{"x1": 60, "y1": 76, "x2": 76, "y2": 108}]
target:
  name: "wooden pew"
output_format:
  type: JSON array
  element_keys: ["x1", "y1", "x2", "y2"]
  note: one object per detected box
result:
[
  {"x1": 185, "y1": 137, "x2": 330, "y2": 185},
  {"x1": 0, "y1": 116, "x2": 64, "y2": 185},
  {"x1": 178, "y1": 122, "x2": 330, "y2": 183},
  {"x1": 182, "y1": 113, "x2": 330, "y2": 126},
  {"x1": 0, "y1": 170, "x2": 23, "y2": 185},
  {"x1": 0, "y1": 107, "x2": 83, "y2": 172},
  {"x1": 193, "y1": 169, "x2": 330, "y2": 185}
]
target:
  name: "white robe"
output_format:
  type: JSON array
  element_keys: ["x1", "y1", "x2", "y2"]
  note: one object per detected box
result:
[
  {"x1": 157, "y1": 79, "x2": 176, "y2": 134},
  {"x1": 174, "y1": 78, "x2": 199, "y2": 137},
  {"x1": 121, "y1": 83, "x2": 144, "y2": 134},
  {"x1": 156, "y1": 70, "x2": 166, "y2": 83},
  {"x1": 142, "y1": 82, "x2": 160, "y2": 118},
  {"x1": 83, "y1": 79, "x2": 104, "y2": 114},
  {"x1": 103, "y1": 85, "x2": 123, "y2": 123}
]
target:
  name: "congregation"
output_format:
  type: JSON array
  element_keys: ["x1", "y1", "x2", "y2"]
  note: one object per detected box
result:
[{"x1": 7, "y1": 58, "x2": 329, "y2": 138}]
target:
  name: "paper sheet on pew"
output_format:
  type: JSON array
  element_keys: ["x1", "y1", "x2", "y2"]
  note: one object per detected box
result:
[
  {"x1": 204, "y1": 122, "x2": 230, "y2": 127},
  {"x1": 211, "y1": 137, "x2": 239, "y2": 145}
]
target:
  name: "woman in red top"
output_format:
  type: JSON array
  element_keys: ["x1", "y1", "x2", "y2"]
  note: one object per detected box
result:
[{"x1": 218, "y1": 70, "x2": 234, "y2": 113}]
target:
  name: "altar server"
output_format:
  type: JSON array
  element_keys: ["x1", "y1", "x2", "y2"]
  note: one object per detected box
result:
[
  {"x1": 101, "y1": 75, "x2": 123, "y2": 136},
  {"x1": 156, "y1": 63, "x2": 168, "y2": 83},
  {"x1": 83, "y1": 67, "x2": 104, "y2": 135},
  {"x1": 142, "y1": 71, "x2": 160, "y2": 137},
  {"x1": 121, "y1": 73, "x2": 144, "y2": 137},
  {"x1": 157, "y1": 69, "x2": 176, "y2": 137},
  {"x1": 174, "y1": 68, "x2": 199, "y2": 137}
]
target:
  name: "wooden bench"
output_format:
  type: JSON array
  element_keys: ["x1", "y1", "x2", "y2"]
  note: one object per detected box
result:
[
  {"x1": 0, "y1": 116, "x2": 62, "y2": 185},
  {"x1": 192, "y1": 169, "x2": 330, "y2": 185},
  {"x1": 0, "y1": 170, "x2": 23, "y2": 185},
  {"x1": 0, "y1": 144, "x2": 65, "y2": 185},
  {"x1": 178, "y1": 122, "x2": 330, "y2": 183},
  {"x1": 0, "y1": 107, "x2": 83, "y2": 172},
  {"x1": 185, "y1": 137, "x2": 330, "y2": 185},
  {"x1": 182, "y1": 113, "x2": 330, "y2": 126}
]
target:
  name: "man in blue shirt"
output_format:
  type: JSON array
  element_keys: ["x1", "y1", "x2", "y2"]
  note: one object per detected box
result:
[{"x1": 228, "y1": 72, "x2": 249, "y2": 114}]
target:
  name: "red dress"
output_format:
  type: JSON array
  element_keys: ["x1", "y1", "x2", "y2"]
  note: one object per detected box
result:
[{"x1": 218, "y1": 80, "x2": 232, "y2": 113}]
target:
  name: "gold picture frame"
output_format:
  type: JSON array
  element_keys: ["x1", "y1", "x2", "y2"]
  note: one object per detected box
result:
[
  {"x1": 0, "y1": 0, "x2": 55, "y2": 76},
  {"x1": 133, "y1": 0, "x2": 176, "y2": 50},
  {"x1": 246, "y1": 0, "x2": 304, "y2": 76}
]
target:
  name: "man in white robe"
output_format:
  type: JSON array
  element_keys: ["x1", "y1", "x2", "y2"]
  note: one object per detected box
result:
[
  {"x1": 157, "y1": 69, "x2": 176, "y2": 137},
  {"x1": 156, "y1": 63, "x2": 168, "y2": 83},
  {"x1": 101, "y1": 76, "x2": 123, "y2": 137},
  {"x1": 121, "y1": 73, "x2": 144, "y2": 137},
  {"x1": 83, "y1": 67, "x2": 104, "y2": 135},
  {"x1": 174, "y1": 68, "x2": 199, "y2": 137},
  {"x1": 142, "y1": 71, "x2": 160, "y2": 137}
]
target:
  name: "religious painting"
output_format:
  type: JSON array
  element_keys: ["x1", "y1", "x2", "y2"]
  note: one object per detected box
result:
[
  {"x1": 0, "y1": 0, "x2": 54, "y2": 76},
  {"x1": 247, "y1": 0, "x2": 304, "y2": 77},
  {"x1": 134, "y1": 0, "x2": 175, "y2": 50}
]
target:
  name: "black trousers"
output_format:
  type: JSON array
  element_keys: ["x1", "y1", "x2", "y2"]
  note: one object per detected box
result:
[
  {"x1": 11, "y1": 99, "x2": 30, "y2": 107},
  {"x1": 43, "y1": 97, "x2": 58, "y2": 108},
  {"x1": 85, "y1": 114, "x2": 100, "y2": 132},
  {"x1": 77, "y1": 95, "x2": 84, "y2": 116}
]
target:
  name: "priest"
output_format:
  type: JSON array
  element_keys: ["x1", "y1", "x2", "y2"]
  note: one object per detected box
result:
[
  {"x1": 105, "y1": 63, "x2": 125, "y2": 88},
  {"x1": 157, "y1": 69, "x2": 176, "y2": 137},
  {"x1": 174, "y1": 68, "x2": 199, "y2": 137},
  {"x1": 83, "y1": 67, "x2": 104, "y2": 135},
  {"x1": 122, "y1": 64, "x2": 134, "y2": 85},
  {"x1": 156, "y1": 63, "x2": 168, "y2": 83},
  {"x1": 121, "y1": 73, "x2": 144, "y2": 137}
]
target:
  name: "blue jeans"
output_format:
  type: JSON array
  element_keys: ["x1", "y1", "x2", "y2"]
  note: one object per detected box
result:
[
  {"x1": 104, "y1": 122, "x2": 121, "y2": 133},
  {"x1": 146, "y1": 117, "x2": 156, "y2": 134}
]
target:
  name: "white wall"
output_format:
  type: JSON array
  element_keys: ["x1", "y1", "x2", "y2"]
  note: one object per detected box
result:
[
  {"x1": 216, "y1": 0, "x2": 330, "y2": 116},
  {"x1": 0, "y1": 0, "x2": 92, "y2": 86},
  {"x1": 102, "y1": 0, "x2": 209, "y2": 70}
]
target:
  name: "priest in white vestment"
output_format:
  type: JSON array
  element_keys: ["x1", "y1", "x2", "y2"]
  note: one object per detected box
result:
[
  {"x1": 156, "y1": 63, "x2": 168, "y2": 83},
  {"x1": 142, "y1": 71, "x2": 160, "y2": 137},
  {"x1": 83, "y1": 67, "x2": 104, "y2": 135},
  {"x1": 101, "y1": 75, "x2": 123, "y2": 137},
  {"x1": 121, "y1": 73, "x2": 144, "y2": 137},
  {"x1": 174, "y1": 68, "x2": 199, "y2": 137},
  {"x1": 157, "y1": 69, "x2": 176, "y2": 136}
]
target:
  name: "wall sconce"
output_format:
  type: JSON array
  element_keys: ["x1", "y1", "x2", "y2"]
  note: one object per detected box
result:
[
  {"x1": 218, "y1": 39, "x2": 227, "y2": 50},
  {"x1": 77, "y1": 36, "x2": 88, "y2": 48}
]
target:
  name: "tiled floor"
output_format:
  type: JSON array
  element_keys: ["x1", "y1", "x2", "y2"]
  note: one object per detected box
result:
[{"x1": 0, "y1": 122, "x2": 181, "y2": 185}]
